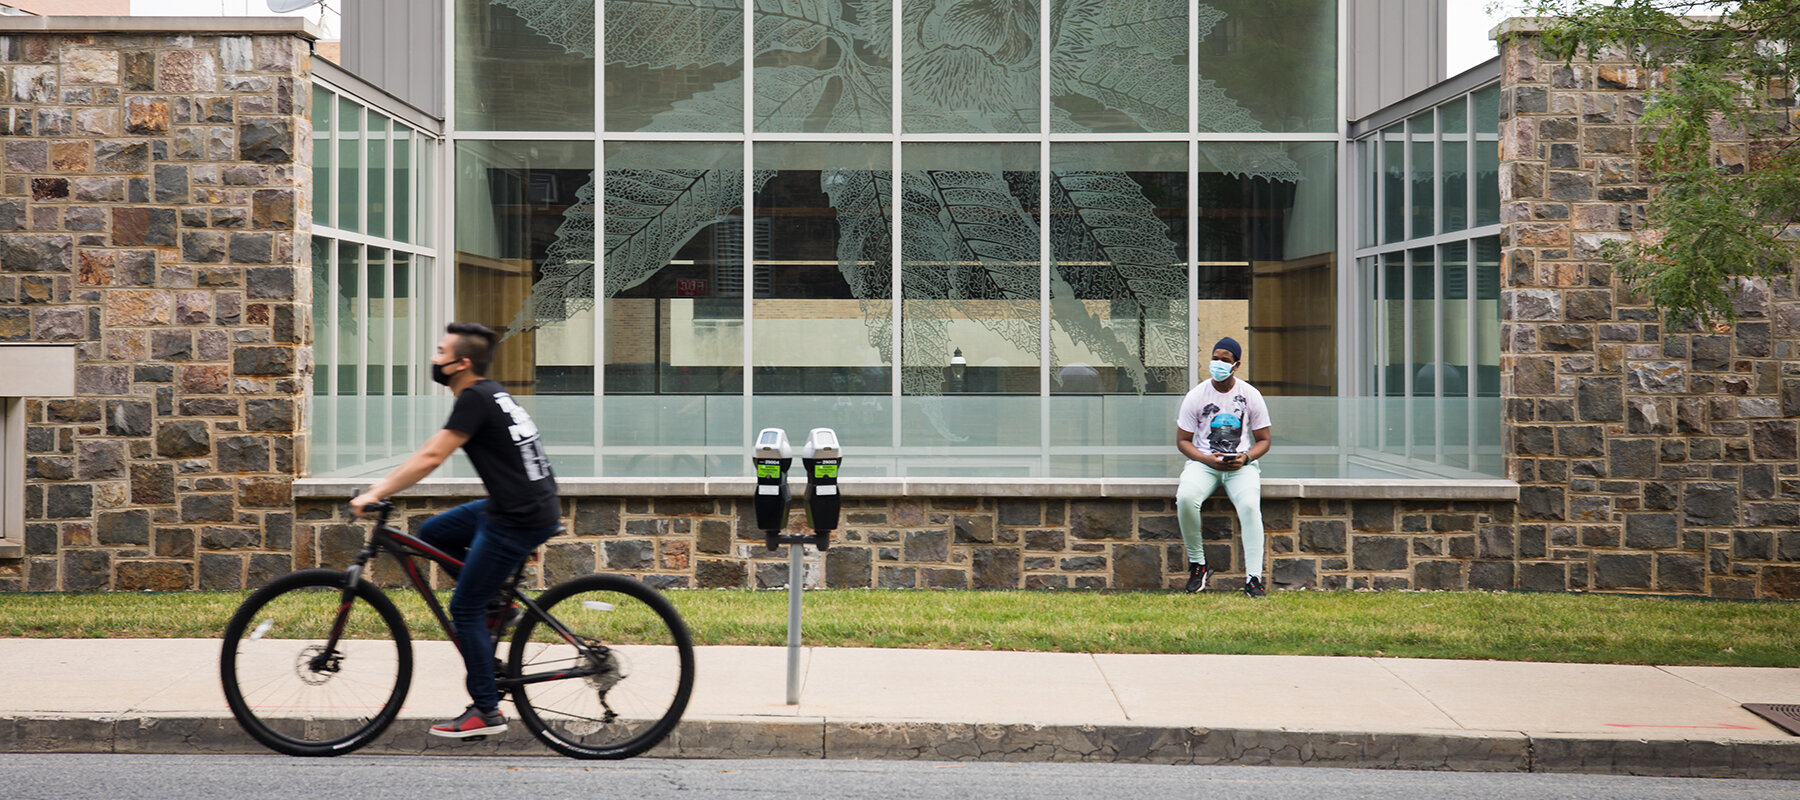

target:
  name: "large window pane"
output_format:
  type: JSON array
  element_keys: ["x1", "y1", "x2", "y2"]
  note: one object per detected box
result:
[
  {"x1": 311, "y1": 86, "x2": 332, "y2": 227},
  {"x1": 311, "y1": 235, "x2": 332, "y2": 395},
  {"x1": 902, "y1": 0, "x2": 1038, "y2": 133},
  {"x1": 1051, "y1": 0, "x2": 1187, "y2": 133},
  {"x1": 367, "y1": 248, "x2": 389, "y2": 395},
  {"x1": 901, "y1": 143, "x2": 1039, "y2": 394},
  {"x1": 337, "y1": 241, "x2": 361, "y2": 395},
  {"x1": 1409, "y1": 247, "x2": 1435, "y2": 397},
  {"x1": 1474, "y1": 83, "x2": 1500, "y2": 227},
  {"x1": 900, "y1": 143, "x2": 1040, "y2": 453},
  {"x1": 455, "y1": 141, "x2": 597, "y2": 396},
  {"x1": 393, "y1": 130, "x2": 413, "y2": 244},
  {"x1": 1439, "y1": 241, "x2": 1469, "y2": 399},
  {"x1": 393, "y1": 253, "x2": 414, "y2": 396},
  {"x1": 337, "y1": 97, "x2": 362, "y2": 233},
  {"x1": 1441, "y1": 96, "x2": 1468, "y2": 233},
  {"x1": 1381, "y1": 128, "x2": 1402, "y2": 244},
  {"x1": 1049, "y1": 143, "x2": 1186, "y2": 396},
  {"x1": 603, "y1": 141, "x2": 745, "y2": 395},
  {"x1": 752, "y1": 142, "x2": 892, "y2": 394},
  {"x1": 367, "y1": 117, "x2": 389, "y2": 240},
  {"x1": 606, "y1": 0, "x2": 742, "y2": 132},
  {"x1": 457, "y1": 0, "x2": 596, "y2": 130},
  {"x1": 1409, "y1": 111, "x2": 1433, "y2": 238},
  {"x1": 753, "y1": 0, "x2": 890, "y2": 132},
  {"x1": 1475, "y1": 235, "x2": 1501, "y2": 398},
  {"x1": 1194, "y1": 0, "x2": 1336, "y2": 132},
  {"x1": 1197, "y1": 141, "x2": 1335, "y2": 396}
]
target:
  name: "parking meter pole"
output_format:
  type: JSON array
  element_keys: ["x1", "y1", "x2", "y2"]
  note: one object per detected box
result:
[
  {"x1": 753, "y1": 427, "x2": 842, "y2": 706},
  {"x1": 786, "y1": 544, "x2": 804, "y2": 704}
]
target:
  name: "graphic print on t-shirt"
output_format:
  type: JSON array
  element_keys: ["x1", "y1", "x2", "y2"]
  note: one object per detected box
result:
[
  {"x1": 1200, "y1": 395, "x2": 1251, "y2": 455},
  {"x1": 493, "y1": 391, "x2": 553, "y2": 481}
]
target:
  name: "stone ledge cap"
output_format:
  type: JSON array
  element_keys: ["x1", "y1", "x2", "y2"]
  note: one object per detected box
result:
[
  {"x1": 0, "y1": 16, "x2": 324, "y2": 40},
  {"x1": 295, "y1": 477, "x2": 1520, "y2": 502}
]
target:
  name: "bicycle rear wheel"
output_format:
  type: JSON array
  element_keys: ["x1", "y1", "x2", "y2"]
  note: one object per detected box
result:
[
  {"x1": 220, "y1": 568, "x2": 413, "y2": 756},
  {"x1": 507, "y1": 574, "x2": 695, "y2": 759}
]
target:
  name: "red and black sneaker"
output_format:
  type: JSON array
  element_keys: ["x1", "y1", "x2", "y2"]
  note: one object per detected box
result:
[
  {"x1": 430, "y1": 704, "x2": 507, "y2": 738},
  {"x1": 1184, "y1": 562, "x2": 1214, "y2": 594}
]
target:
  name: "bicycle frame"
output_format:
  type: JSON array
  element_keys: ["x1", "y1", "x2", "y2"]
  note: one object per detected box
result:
[{"x1": 326, "y1": 505, "x2": 602, "y2": 693}]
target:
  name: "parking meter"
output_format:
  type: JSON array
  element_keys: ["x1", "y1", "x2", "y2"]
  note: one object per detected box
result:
[
  {"x1": 800, "y1": 428, "x2": 841, "y2": 548},
  {"x1": 753, "y1": 427, "x2": 792, "y2": 547}
]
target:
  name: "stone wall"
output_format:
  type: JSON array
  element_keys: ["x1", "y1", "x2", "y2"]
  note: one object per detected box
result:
[
  {"x1": 292, "y1": 493, "x2": 1517, "y2": 593},
  {"x1": 1493, "y1": 25, "x2": 1800, "y2": 599},
  {"x1": 0, "y1": 27, "x2": 313, "y2": 591}
]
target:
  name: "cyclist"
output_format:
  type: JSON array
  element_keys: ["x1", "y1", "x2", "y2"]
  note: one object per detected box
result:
[{"x1": 351, "y1": 322, "x2": 561, "y2": 739}]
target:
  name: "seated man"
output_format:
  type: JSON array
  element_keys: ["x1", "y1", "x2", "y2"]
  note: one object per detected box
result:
[{"x1": 1174, "y1": 337, "x2": 1273, "y2": 597}]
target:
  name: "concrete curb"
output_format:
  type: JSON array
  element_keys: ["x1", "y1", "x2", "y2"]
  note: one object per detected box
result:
[{"x1": 4, "y1": 715, "x2": 1796, "y2": 780}]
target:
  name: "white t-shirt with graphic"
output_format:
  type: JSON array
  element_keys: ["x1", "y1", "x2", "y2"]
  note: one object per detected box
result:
[{"x1": 1174, "y1": 378, "x2": 1271, "y2": 457}]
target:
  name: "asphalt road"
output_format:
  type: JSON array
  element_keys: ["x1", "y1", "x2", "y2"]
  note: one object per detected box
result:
[{"x1": 3, "y1": 754, "x2": 1796, "y2": 800}]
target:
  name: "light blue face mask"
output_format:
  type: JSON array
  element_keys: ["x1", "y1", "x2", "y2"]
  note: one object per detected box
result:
[{"x1": 1209, "y1": 360, "x2": 1233, "y2": 382}]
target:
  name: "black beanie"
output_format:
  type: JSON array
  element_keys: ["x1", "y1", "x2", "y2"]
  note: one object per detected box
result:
[{"x1": 1213, "y1": 337, "x2": 1242, "y2": 362}]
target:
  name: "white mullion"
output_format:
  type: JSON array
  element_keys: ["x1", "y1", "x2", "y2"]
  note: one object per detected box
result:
[
  {"x1": 742, "y1": 0, "x2": 755, "y2": 443},
  {"x1": 448, "y1": 130, "x2": 598, "y2": 141},
  {"x1": 594, "y1": 0, "x2": 607, "y2": 473},
  {"x1": 1433, "y1": 244, "x2": 1445, "y2": 465},
  {"x1": 1187, "y1": 0, "x2": 1198, "y2": 390},
  {"x1": 890, "y1": 0, "x2": 903, "y2": 452},
  {"x1": 439, "y1": 0, "x2": 457, "y2": 401},
  {"x1": 1038, "y1": 0, "x2": 1050, "y2": 476}
]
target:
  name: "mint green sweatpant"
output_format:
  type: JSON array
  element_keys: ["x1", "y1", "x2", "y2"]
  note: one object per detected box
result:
[{"x1": 1175, "y1": 459, "x2": 1264, "y2": 579}]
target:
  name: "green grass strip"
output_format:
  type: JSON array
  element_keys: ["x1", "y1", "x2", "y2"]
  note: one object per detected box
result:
[{"x1": 2, "y1": 589, "x2": 1794, "y2": 667}]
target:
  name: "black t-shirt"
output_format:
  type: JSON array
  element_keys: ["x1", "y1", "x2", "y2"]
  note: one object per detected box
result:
[{"x1": 444, "y1": 379, "x2": 559, "y2": 530}]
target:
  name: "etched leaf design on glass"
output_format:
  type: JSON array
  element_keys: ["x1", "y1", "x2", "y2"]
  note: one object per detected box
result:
[
  {"x1": 503, "y1": 176, "x2": 598, "y2": 338},
  {"x1": 900, "y1": 165, "x2": 1040, "y2": 395},
  {"x1": 1049, "y1": 169, "x2": 1186, "y2": 391},
  {"x1": 821, "y1": 167, "x2": 897, "y2": 362}
]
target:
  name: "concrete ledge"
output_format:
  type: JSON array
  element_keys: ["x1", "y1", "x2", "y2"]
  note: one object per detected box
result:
[
  {"x1": 8, "y1": 715, "x2": 1796, "y2": 779},
  {"x1": 0, "y1": 16, "x2": 324, "y2": 39},
  {"x1": 294, "y1": 477, "x2": 1520, "y2": 502}
]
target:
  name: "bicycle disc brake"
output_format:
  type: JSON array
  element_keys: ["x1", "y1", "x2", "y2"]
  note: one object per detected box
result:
[{"x1": 296, "y1": 644, "x2": 342, "y2": 686}]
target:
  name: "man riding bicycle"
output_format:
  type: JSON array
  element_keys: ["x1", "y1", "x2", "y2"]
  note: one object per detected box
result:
[{"x1": 350, "y1": 322, "x2": 561, "y2": 739}]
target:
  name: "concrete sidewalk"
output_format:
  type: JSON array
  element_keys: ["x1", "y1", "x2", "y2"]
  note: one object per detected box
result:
[{"x1": 3, "y1": 639, "x2": 1798, "y2": 779}]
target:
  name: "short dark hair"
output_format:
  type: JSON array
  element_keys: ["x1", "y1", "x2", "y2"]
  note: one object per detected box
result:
[{"x1": 445, "y1": 322, "x2": 497, "y2": 377}]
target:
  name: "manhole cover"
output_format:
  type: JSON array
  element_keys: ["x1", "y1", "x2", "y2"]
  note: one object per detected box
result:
[{"x1": 1743, "y1": 704, "x2": 1800, "y2": 736}]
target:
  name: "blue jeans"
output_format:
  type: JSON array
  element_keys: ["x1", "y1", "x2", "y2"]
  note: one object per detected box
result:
[{"x1": 417, "y1": 499, "x2": 560, "y2": 711}]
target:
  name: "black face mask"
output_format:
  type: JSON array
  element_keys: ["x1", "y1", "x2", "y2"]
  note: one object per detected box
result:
[{"x1": 430, "y1": 361, "x2": 461, "y2": 386}]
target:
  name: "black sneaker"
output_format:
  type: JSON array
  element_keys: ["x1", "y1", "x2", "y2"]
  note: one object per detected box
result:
[
  {"x1": 1184, "y1": 562, "x2": 1214, "y2": 594},
  {"x1": 1243, "y1": 576, "x2": 1266, "y2": 598},
  {"x1": 431, "y1": 704, "x2": 507, "y2": 738}
]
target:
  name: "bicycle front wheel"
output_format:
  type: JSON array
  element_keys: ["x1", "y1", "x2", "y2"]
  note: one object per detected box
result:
[
  {"x1": 220, "y1": 568, "x2": 413, "y2": 756},
  {"x1": 508, "y1": 574, "x2": 695, "y2": 759}
]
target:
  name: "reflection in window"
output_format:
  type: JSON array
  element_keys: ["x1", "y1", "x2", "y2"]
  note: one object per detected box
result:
[
  {"x1": 1051, "y1": 0, "x2": 1187, "y2": 133},
  {"x1": 1441, "y1": 96, "x2": 1468, "y2": 233},
  {"x1": 602, "y1": 141, "x2": 746, "y2": 395},
  {"x1": 312, "y1": 86, "x2": 332, "y2": 226},
  {"x1": 455, "y1": 140, "x2": 597, "y2": 395},
  {"x1": 1410, "y1": 111, "x2": 1433, "y2": 238},
  {"x1": 1197, "y1": 141, "x2": 1335, "y2": 396},
  {"x1": 753, "y1": 142, "x2": 892, "y2": 394},
  {"x1": 457, "y1": 0, "x2": 596, "y2": 131}
]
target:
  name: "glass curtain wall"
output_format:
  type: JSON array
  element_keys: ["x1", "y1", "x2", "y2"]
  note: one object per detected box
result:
[
  {"x1": 1354, "y1": 81, "x2": 1503, "y2": 478},
  {"x1": 309, "y1": 82, "x2": 440, "y2": 475},
  {"x1": 320, "y1": 0, "x2": 1351, "y2": 480}
]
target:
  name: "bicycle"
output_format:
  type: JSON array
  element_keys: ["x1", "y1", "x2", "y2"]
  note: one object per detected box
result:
[{"x1": 219, "y1": 501, "x2": 695, "y2": 759}]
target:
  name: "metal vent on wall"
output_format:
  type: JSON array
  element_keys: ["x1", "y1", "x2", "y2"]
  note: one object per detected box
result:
[{"x1": 1743, "y1": 704, "x2": 1800, "y2": 736}]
